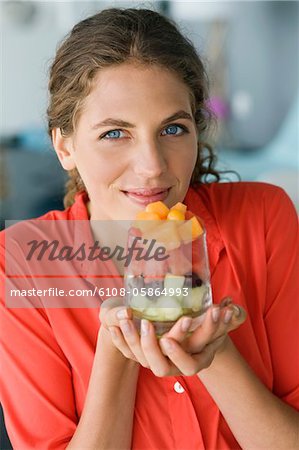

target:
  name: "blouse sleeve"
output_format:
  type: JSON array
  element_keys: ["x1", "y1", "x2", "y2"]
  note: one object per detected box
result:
[
  {"x1": 0, "y1": 241, "x2": 78, "y2": 448},
  {"x1": 263, "y1": 186, "x2": 299, "y2": 410}
]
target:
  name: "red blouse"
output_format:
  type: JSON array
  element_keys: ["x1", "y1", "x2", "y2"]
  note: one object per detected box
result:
[{"x1": 0, "y1": 182, "x2": 298, "y2": 449}]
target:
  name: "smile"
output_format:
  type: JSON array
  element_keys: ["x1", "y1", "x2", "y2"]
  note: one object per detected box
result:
[{"x1": 121, "y1": 188, "x2": 171, "y2": 205}]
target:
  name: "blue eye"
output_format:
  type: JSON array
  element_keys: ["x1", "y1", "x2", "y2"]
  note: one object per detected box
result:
[
  {"x1": 100, "y1": 124, "x2": 188, "y2": 141},
  {"x1": 161, "y1": 124, "x2": 187, "y2": 136},
  {"x1": 101, "y1": 129, "x2": 125, "y2": 139}
]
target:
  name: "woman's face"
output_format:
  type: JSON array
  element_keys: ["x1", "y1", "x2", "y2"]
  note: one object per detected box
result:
[{"x1": 56, "y1": 63, "x2": 198, "y2": 220}]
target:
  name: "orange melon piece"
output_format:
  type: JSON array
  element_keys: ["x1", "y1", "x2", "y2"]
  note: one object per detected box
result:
[
  {"x1": 167, "y1": 209, "x2": 185, "y2": 221},
  {"x1": 134, "y1": 211, "x2": 161, "y2": 234},
  {"x1": 145, "y1": 201, "x2": 169, "y2": 219},
  {"x1": 135, "y1": 211, "x2": 161, "y2": 221},
  {"x1": 178, "y1": 220, "x2": 193, "y2": 243},
  {"x1": 170, "y1": 202, "x2": 187, "y2": 214},
  {"x1": 178, "y1": 216, "x2": 204, "y2": 242},
  {"x1": 190, "y1": 216, "x2": 204, "y2": 239},
  {"x1": 143, "y1": 220, "x2": 181, "y2": 250}
]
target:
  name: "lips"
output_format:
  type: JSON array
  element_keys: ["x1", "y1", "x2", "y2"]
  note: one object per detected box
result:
[
  {"x1": 125, "y1": 187, "x2": 170, "y2": 195},
  {"x1": 122, "y1": 187, "x2": 171, "y2": 205}
]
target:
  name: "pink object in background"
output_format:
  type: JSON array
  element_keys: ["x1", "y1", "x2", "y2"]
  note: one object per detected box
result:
[{"x1": 207, "y1": 96, "x2": 230, "y2": 120}]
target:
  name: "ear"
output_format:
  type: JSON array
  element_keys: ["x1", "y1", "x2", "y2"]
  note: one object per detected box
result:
[{"x1": 51, "y1": 128, "x2": 76, "y2": 170}]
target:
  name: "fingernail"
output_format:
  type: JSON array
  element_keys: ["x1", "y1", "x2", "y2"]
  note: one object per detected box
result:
[
  {"x1": 232, "y1": 305, "x2": 241, "y2": 318},
  {"x1": 181, "y1": 317, "x2": 192, "y2": 333},
  {"x1": 141, "y1": 319, "x2": 149, "y2": 336},
  {"x1": 212, "y1": 307, "x2": 220, "y2": 323},
  {"x1": 120, "y1": 319, "x2": 131, "y2": 335},
  {"x1": 160, "y1": 338, "x2": 173, "y2": 352},
  {"x1": 224, "y1": 309, "x2": 233, "y2": 324},
  {"x1": 222, "y1": 297, "x2": 232, "y2": 307},
  {"x1": 116, "y1": 308, "x2": 128, "y2": 320},
  {"x1": 192, "y1": 312, "x2": 206, "y2": 328}
]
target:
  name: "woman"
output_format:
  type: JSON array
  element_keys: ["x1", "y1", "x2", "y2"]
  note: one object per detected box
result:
[{"x1": 0, "y1": 8, "x2": 298, "y2": 449}]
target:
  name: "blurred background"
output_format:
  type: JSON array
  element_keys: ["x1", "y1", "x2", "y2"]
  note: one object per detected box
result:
[{"x1": 0, "y1": 1, "x2": 298, "y2": 447}]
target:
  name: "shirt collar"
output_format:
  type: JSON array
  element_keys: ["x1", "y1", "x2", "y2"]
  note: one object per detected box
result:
[{"x1": 70, "y1": 191, "x2": 90, "y2": 221}]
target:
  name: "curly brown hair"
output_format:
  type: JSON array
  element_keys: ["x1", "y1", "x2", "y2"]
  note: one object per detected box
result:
[{"x1": 47, "y1": 8, "x2": 220, "y2": 208}]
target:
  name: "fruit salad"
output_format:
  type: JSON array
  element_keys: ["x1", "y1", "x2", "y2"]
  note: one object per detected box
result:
[{"x1": 125, "y1": 201, "x2": 212, "y2": 335}]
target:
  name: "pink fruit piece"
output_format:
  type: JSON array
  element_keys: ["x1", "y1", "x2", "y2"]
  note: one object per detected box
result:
[
  {"x1": 129, "y1": 256, "x2": 145, "y2": 277},
  {"x1": 167, "y1": 247, "x2": 192, "y2": 275},
  {"x1": 181, "y1": 241, "x2": 192, "y2": 259},
  {"x1": 129, "y1": 226, "x2": 142, "y2": 238},
  {"x1": 143, "y1": 257, "x2": 168, "y2": 282},
  {"x1": 192, "y1": 244, "x2": 209, "y2": 282}
]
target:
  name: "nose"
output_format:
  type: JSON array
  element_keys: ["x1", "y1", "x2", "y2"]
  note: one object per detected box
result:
[{"x1": 133, "y1": 139, "x2": 168, "y2": 178}]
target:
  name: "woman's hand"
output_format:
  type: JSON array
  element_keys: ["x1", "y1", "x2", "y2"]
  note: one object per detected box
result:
[
  {"x1": 159, "y1": 298, "x2": 246, "y2": 375},
  {"x1": 99, "y1": 297, "x2": 246, "y2": 376},
  {"x1": 98, "y1": 297, "x2": 138, "y2": 360}
]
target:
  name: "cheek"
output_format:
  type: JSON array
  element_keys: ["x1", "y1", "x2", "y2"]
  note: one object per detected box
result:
[
  {"x1": 74, "y1": 148, "x2": 125, "y2": 187},
  {"x1": 171, "y1": 147, "x2": 197, "y2": 180}
]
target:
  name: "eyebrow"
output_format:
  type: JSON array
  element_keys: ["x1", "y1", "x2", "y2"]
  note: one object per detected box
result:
[{"x1": 90, "y1": 110, "x2": 193, "y2": 130}]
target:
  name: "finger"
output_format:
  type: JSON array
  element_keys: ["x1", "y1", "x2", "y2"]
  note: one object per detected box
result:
[
  {"x1": 161, "y1": 316, "x2": 193, "y2": 349},
  {"x1": 185, "y1": 305, "x2": 222, "y2": 353},
  {"x1": 186, "y1": 303, "x2": 247, "y2": 353},
  {"x1": 229, "y1": 304, "x2": 247, "y2": 327},
  {"x1": 218, "y1": 298, "x2": 247, "y2": 329},
  {"x1": 140, "y1": 320, "x2": 172, "y2": 377},
  {"x1": 212, "y1": 304, "x2": 247, "y2": 339},
  {"x1": 108, "y1": 326, "x2": 138, "y2": 361},
  {"x1": 212, "y1": 305, "x2": 234, "y2": 337},
  {"x1": 159, "y1": 337, "x2": 216, "y2": 376},
  {"x1": 118, "y1": 319, "x2": 149, "y2": 368},
  {"x1": 219, "y1": 296, "x2": 233, "y2": 308},
  {"x1": 99, "y1": 297, "x2": 132, "y2": 328}
]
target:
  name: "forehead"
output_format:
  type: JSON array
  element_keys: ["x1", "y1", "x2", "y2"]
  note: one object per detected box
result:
[{"x1": 79, "y1": 63, "x2": 193, "y2": 123}]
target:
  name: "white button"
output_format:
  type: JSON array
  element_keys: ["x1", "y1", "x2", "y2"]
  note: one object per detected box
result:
[{"x1": 174, "y1": 381, "x2": 185, "y2": 394}]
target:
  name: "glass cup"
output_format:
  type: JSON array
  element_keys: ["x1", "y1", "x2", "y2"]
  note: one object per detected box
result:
[{"x1": 124, "y1": 217, "x2": 212, "y2": 336}]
